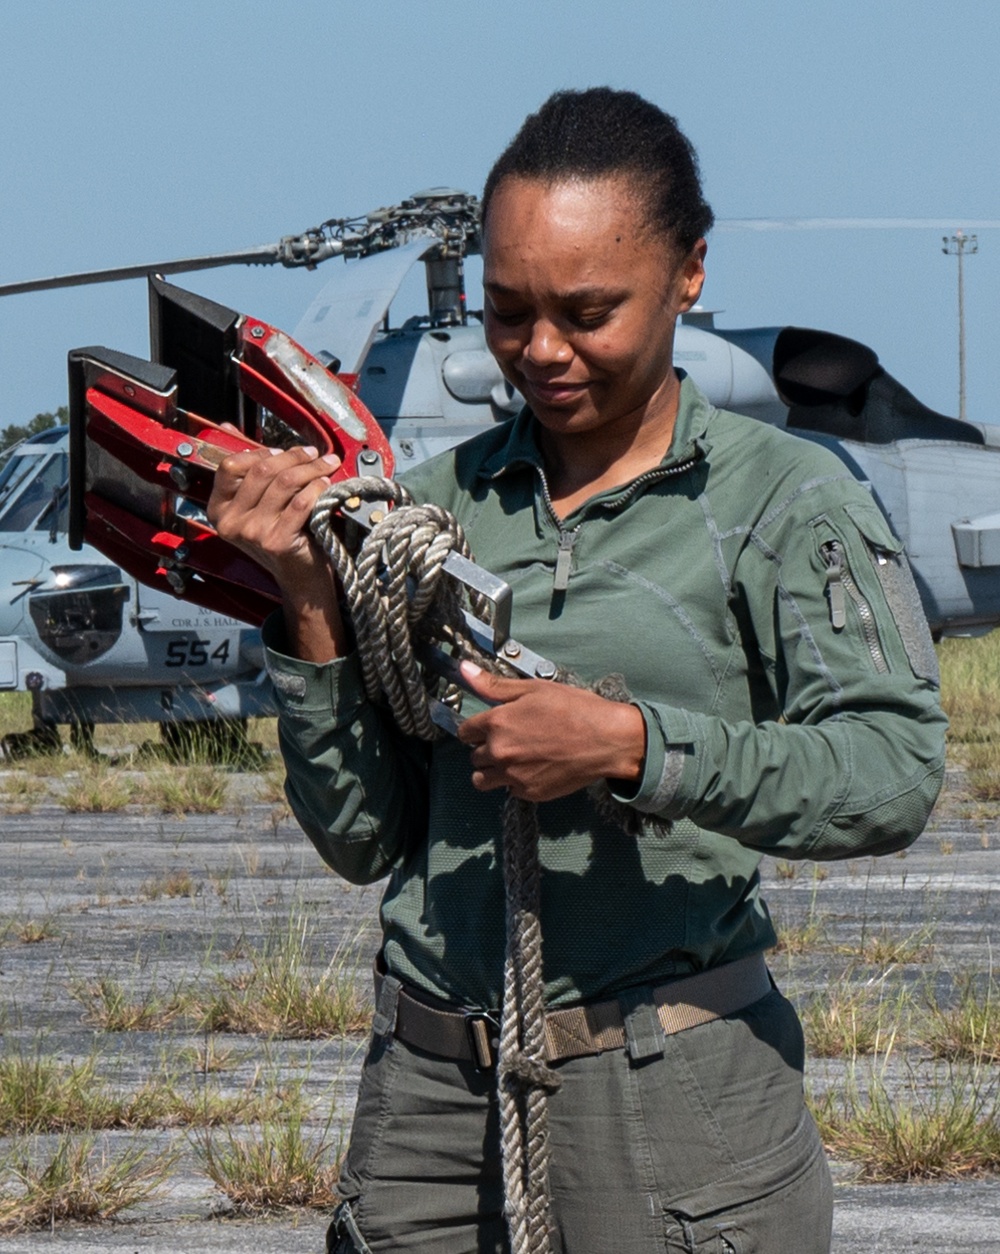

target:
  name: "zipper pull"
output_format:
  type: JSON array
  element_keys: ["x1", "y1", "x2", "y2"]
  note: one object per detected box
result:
[
  {"x1": 553, "y1": 529, "x2": 579, "y2": 592},
  {"x1": 822, "y1": 541, "x2": 847, "y2": 630}
]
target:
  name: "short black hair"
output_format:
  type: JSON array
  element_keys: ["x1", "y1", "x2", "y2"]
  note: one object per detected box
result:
[{"x1": 482, "y1": 88, "x2": 714, "y2": 252}]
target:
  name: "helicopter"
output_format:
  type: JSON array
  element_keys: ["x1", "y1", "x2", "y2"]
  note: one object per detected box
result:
[{"x1": 2, "y1": 188, "x2": 1000, "y2": 754}]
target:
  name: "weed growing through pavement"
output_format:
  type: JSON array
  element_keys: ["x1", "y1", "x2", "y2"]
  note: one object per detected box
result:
[
  {"x1": 139, "y1": 869, "x2": 200, "y2": 900},
  {"x1": 60, "y1": 762, "x2": 135, "y2": 813},
  {"x1": 199, "y1": 914, "x2": 372, "y2": 1039},
  {"x1": 257, "y1": 762, "x2": 290, "y2": 806},
  {"x1": 843, "y1": 924, "x2": 935, "y2": 966},
  {"x1": 0, "y1": 1133, "x2": 177, "y2": 1230},
  {"x1": 191, "y1": 1082, "x2": 341, "y2": 1212},
  {"x1": 811, "y1": 1052, "x2": 1000, "y2": 1180},
  {"x1": 133, "y1": 765, "x2": 229, "y2": 815},
  {"x1": 181, "y1": 1034, "x2": 239, "y2": 1075},
  {"x1": 924, "y1": 971, "x2": 1000, "y2": 1063},
  {"x1": 801, "y1": 983, "x2": 913, "y2": 1058},
  {"x1": 69, "y1": 976, "x2": 192, "y2": 1032},
  {"x1": 0, "y1": 915, "x2": 58, "y2": 945},
  {"x1": 962, "y1": 741, "x2": 1000, "y2": 801},
  {"x1": 771, "y1": 913, "x2": 828, "y2": 955},
  {"x1": 0, "y1": 1045, "x2": 271, "y2": 1134},
  {"x1": 0, "y1": 773, "x2": 48, "y2": 812}
]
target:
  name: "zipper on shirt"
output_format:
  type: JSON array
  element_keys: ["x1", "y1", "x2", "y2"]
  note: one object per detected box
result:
[
  {"x1": 536, "y1": 452, "x2": 702, "y2": 592},
  {"x1": 821, "y1": 539, "x2": 888, "y2": 672},
  {"x1": 553, "y1": 529, "x2": 580, "y2": 592}
]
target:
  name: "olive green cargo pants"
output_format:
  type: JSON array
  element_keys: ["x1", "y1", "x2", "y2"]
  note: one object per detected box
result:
[{"x1": 328, "y1": 979, "x2": 832, "y2": 1254}]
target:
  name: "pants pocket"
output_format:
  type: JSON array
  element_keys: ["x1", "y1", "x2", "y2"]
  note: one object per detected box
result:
[
  {"x1": 327, "y1": 1199, "x2": 374, "y2": 1254},
  {"x1": 664, "y1": 1116, "x2": 832, "y2": 1254}
]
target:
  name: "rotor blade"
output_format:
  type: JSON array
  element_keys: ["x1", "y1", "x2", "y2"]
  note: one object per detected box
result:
[
  {"x1": 0, "y1": 245, "x2": 285, "y2": 297},
  {"x1": 717, "y1": 217, "x2": 1000, "y2": 232},
  {"x1": 292, "y1": 232, "x2": 438, "y2": 374}
]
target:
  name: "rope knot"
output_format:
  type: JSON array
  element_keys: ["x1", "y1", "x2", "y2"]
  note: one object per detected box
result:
[{"x1": 499, "y1": 1049, "x2": 563, "y2": 1094}]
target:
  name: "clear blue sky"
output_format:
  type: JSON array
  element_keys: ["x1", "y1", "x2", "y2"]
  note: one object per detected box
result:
[{"x1": 1, "y1": 0, "x2": 998, "y2": 427}]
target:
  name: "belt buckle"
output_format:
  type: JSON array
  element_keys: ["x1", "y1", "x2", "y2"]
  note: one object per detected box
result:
[{"x1": 464, "y1": 1011, "x2": 501, "y2": 1070}]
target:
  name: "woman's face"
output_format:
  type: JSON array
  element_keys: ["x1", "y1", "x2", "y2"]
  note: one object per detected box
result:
[{"x1": 482, "y1": 175, "x2": 706, "y2": 442}]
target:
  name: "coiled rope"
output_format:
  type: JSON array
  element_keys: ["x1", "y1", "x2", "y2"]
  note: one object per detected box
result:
[
  {"x1": 310, "y1": 477, "x2": 653, "y2": 1252},
  {"x1": 311, "y1": 475, "x2": 560, "y2": 1252}
]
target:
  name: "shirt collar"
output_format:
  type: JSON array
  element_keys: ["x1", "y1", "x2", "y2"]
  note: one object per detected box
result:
[{"x1": 478, "y1": 371, "x2": 714, "y2": 483}]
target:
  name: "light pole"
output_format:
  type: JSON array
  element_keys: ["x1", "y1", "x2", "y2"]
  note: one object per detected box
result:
[{"x1": 942, "y1": 230, "x2": 978, "y2": 422}]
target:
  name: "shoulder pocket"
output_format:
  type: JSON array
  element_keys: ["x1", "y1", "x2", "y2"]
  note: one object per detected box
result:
[{"x1": 843, "y1": 501, "x2": 940, "y2": 686}]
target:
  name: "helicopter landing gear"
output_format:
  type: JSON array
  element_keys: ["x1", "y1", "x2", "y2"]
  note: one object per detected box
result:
[
  {"x1": 0, "y1": 715, "x2": 96, "y2": 760},
  {"x1": 0, "y1": 718, "x2": 62, "y2": 760},
  {"x1": 69, "y1": 719, "x2": 96, "y2": 756}
]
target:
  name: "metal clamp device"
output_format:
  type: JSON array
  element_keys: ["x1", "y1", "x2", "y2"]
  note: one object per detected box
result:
[{"x1": 68, "y1": 278, "x2": 557, "y2": 693}]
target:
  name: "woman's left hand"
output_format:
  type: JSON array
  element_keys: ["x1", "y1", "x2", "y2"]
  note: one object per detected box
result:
[{"x1": 455, "y1": 662, "x2": 646, "y2": 802}]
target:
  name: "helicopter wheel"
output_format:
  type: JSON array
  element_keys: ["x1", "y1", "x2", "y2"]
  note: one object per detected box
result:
[{"x1": 0, "y1": 720, "x2": 63, "y2": 760}]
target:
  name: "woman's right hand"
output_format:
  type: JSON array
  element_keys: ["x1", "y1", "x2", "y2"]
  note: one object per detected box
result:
[{"x1": 207, "y1": 435, "x2": 350, "y2": 661}]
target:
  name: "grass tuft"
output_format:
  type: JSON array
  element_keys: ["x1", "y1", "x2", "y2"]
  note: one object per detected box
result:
[
  {"x1": 811, "y1": 1060, "x2": 1000, "y2": 1180},
  {"x1": 0, "y1": 1046, "x2": 268, "y2": 1134},
  {"x1": 925, "y1": 974, "x2": 1000, "y2": 1063},
  {"x1": 192, "y1": 1088, "x2": 340, "y2": 1211},
  {"x1": 69, "y1": 977, "x2": 191, "y2": 1033},
  {"x1": 0, "y1": 1134, "x2": 176, "y2": 1230},
  {"x1": 133, "y1": 766, "x2": 229, "y2": 815},
  {"x1": 60, "y1": 763, "x2": 135, "y2": 813},
  {"x1": 844, "y1": 924, "x2": 935, "y2": 966},
  {"x1": 0, "y1": 774, "x2": 48, "y2": 811},
  {"x1": 199, "y1": 916, "x2": 371, "y2": 1039},
  {"x1": 771, "y1": 912, "x2": 827, "y2": 955},
  {"x1": 801, "y1": 985, "x2": 911, "y2": 1058},
  {"x1": 140, "y1": 869, "x2": 200, "y2": 900}
]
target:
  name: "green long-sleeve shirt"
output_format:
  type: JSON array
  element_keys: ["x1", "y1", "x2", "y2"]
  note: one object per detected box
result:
[{"x1": 264, "y1": 376, "x2": 947, "y2": 1009}]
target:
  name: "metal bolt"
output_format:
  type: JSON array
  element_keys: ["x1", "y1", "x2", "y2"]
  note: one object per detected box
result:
[
  {"x1": 345, "y1": 495, "x2": 362, "y2": 511},
  {"x1": 168, "y1": 465, "x2": 190, "y2": 490},
  {"x1": 370, "y1": 509, "x2": 385, "y2": 525},
  {"x1": 174, "y1": 545, "x2": 189, "y2": 563},
  {"x1": 359, "y1": 449, "x2": 379, "y2": 466},
  {"x1": 502, "y1": 639, "x2": 522, "y2": 658},
  {"x1": 250, "y1": 324, "x2": 265, "y2": 339},
  {"x1": 535, "y1": 660, "x2": 557, "y2": 680},
  {"x1": 176, "y1": 441, "x2": 194, "y2": 457},
  {"x1": 124, "y1": 383, "x2": 136, "y2": 397}
]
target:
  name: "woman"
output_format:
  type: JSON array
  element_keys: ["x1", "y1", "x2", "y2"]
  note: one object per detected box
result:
[{"x1": 209, "y1": 89, "x2": 946, "y2": 1254}]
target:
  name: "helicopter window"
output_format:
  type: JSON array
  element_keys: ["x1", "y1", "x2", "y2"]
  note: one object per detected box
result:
[
  {"x1": 35, "y1": 480, "x2": 70, "y2": 533},
  {"x1": 0, "y1": 453, "x2": 68, "y2": 530},
  {"x1": 0, "y1": 453, "x2": 42, "y2": 509}
]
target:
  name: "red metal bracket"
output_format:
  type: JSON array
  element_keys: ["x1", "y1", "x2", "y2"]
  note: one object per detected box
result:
[{"x1": 68, "y1": 281, "x2": 393, "y2": 627}]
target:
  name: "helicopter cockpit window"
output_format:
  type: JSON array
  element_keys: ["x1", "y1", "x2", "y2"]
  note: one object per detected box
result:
[
  {"x1": 0, "y1": 453, "x2": 68, "y2": 530},
  {"x1": 35, "y1": 479, "x2": 70, "y2": 533},
  {"x1": 0, "y1": 453, "x2": 42, "y2": 512}
]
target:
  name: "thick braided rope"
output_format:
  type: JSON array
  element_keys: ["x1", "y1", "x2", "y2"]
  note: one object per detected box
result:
[
  {"x1": 310, "y1": 476, "x2": 492, "y2": 736},
  {"x1": 308, "y1": 478, "x2": 647, "y2": 1254},
  {"x1": 499, "y1": 794, "x2": 561, "y2": 1254}
]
